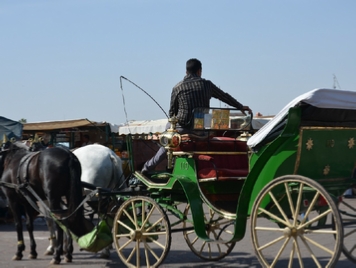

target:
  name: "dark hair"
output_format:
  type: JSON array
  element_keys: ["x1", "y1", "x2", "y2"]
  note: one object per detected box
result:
[{"x1": 186, "y1": 58, "x2": 202, "y2": 75}]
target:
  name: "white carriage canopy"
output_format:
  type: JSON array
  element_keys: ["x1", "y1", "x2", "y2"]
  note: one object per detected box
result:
[{"x1": 247, "y1": 88, "x2": 356, "y2": 150}]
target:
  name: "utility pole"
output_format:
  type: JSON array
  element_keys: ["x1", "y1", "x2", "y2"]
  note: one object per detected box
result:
[{"x1": 333, "y1": 74, "x2": 341, "y2": 89}]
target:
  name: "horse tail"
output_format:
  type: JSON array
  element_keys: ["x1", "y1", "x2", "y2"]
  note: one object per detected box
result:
[{"x1": 110, "y1": 153, "x2": 125, "y2": 190}]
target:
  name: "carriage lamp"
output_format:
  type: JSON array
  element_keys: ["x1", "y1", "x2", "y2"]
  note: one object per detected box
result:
[{"x1": 159, "y1": 117, "x2": 181, "y2": 170}]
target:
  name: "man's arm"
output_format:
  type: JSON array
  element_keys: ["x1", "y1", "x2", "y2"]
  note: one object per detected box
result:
[{"x1": 210, "y1": 81, "x2": 252, "y2": 114}]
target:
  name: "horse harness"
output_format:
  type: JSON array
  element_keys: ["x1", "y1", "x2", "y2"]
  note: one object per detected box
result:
[
  {"x1": 16, "y1": 151, "x2": 41, "y2": 185},
  {"x1": 1, "y1": 151, "x2": 99, "y2": 222}
]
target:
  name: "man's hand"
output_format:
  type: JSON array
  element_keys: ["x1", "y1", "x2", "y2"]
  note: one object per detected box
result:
[{"x1": 241, "y1": 106, "x2": 252, "y2": 115}]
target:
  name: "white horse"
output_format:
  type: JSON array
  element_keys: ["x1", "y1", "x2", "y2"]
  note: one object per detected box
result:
[{"x1": 45, "y1": 144, "x2": 127, "y2": 258}]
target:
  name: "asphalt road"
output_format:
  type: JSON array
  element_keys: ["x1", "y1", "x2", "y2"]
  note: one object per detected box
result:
[{"x1": 0, "y1": 209, "x2": 355, "y2": 268}]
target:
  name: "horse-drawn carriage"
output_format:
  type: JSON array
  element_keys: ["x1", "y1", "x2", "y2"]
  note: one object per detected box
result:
[{"x1": 1, "y1": 88, "x2": 356, "y2": 268}]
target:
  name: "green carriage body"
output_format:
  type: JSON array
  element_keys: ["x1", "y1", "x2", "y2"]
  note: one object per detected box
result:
[
  {"x1": 128, "y1": 104, "x2": 356, "y2": 242},
  {"x1": 114, "y1": 88, "x2": 356, "y2": 267}
]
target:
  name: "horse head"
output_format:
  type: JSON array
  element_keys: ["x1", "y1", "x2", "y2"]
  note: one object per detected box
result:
[{"x1": 27, "y1": 134, "x2": 46, "y2": 152}]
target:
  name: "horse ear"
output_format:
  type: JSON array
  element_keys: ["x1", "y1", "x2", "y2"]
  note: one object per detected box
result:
[
  {"x1": 3, "y1": 134, "x2": 8, "y2": 143},
  {"x1": 34, "y1": 133, "x2": 39, "y2": 143}
]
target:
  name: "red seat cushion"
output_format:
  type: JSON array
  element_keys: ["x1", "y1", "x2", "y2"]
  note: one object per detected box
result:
[{"x1": 198, "y1": 167, "x2": 249, "y2": 179}]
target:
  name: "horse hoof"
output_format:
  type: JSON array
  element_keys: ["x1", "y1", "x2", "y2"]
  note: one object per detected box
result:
[
  {"x1": 50, "y1": 259, "x2": 61, "y2": 265},
  {"x1": 99, "y1": 252, "x2": 110, "y2": 259},
  {"x1": 29, "y1": 254, "x2": 37, "y2": 259},
  {"x1": 64, "y1": 257, "x2": 72, "y2": 263},
  {"x1": 12, "y1": 255, "x2": 22, "y2": 261},
  {"x1": 44, "y1": 250, "x2": 54, "y2": 256}
]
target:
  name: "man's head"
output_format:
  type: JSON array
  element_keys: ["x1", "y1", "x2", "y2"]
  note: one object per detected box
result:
[{"x1": 186, "y1": 58, "x2": 202, "y2": 76}]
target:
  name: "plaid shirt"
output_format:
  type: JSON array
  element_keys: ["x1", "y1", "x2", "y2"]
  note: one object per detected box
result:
[{"x1": 169, "y1": 74, "x2": 244, "y2": 127}]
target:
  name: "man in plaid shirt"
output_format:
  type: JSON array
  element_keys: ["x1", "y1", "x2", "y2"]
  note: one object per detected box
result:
[{"x1": 141, "y1": 58, "x2": 252, "y2": 175}]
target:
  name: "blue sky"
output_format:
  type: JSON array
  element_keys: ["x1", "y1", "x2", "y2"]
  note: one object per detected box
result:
[{"x1": 1, "y1": 0, "x2": 356, "y2": 125}]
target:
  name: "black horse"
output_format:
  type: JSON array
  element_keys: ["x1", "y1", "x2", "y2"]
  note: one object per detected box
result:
[{"x1": 0, "y1": 141, "x2": 94, "y2": 265}]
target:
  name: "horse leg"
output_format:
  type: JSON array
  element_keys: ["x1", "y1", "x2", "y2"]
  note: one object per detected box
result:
[
  {"x1": 39, "y1": 200, "x2": 57, "y2": 256},
  {"x1": 50, "y1": 221, "x2": 63, "y2": 265},
  {"x1": 9, "y1": 203, "x2": 25, "y2": 261},
  {"x1": 45, "y1": 217, "x2": 57, "y2": 255},
  {"x1": 24, "y1": 207, "x2": 38, "y2": 259},
  {"x1": 63, "y1": 233, "x2": 73, "y2": 262},
  {"x1": 99, "y1": 246, "x2": 111, "y2": 259}
]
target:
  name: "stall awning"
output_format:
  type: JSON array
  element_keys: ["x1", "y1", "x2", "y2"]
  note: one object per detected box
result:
[
  {"x1": 23, "y1": 118, "x2": 119, "y2": 133},
  {"x1": 119, "y1": 119, "x2": 169, "y2": 135},
  {"x1": 0, "y1": 116, "x2": 23, "y2": 140}
]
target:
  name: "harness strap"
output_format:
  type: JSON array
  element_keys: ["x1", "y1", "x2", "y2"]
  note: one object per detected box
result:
[
  {"x1": 24, "y1": 185, "x2": 99, "y2": 220},
  {"x1": 16, "y1": 152, "x2": 40, "y2": 184}
]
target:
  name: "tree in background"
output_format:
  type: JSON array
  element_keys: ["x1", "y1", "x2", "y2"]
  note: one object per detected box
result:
[{"x1": 18, "y1": 118, "x2": 27, "y2": 123}]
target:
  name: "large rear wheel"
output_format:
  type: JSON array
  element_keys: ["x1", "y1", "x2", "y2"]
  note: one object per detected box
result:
[
  {"x1": 250, "y1": 175, "x2": 343, "y2": 267},
  {"x1": 112, "y1": 196, "x2": 171, "y2": 268},
  {"x1": 183, "y1": 203, "x2": 236, "y2": 261},
  {"x1": 338, "y1": 192, "x2": 356, "y2": 263}
]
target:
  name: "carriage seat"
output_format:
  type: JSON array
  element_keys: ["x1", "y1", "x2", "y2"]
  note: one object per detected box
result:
[{"x1": 177, "y1": 136, "x2": 249, "y2": 181}]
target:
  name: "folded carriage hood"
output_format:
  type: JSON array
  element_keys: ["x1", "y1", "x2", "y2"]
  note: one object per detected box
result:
[{"x1": 247, "y1": 88, "x2": 356, "y2": 150}]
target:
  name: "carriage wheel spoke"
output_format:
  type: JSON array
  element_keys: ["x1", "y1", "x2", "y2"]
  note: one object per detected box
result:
[
  {"x1": 255, "y1": 227, "x2": 286, "y2": 232},
  {"x1": 293, "y1": 183, "x2": 304, "y2": 226},
  {"x1": 299, "y1": 235, "x2": 322, "y2": 267},
  {"x1": 288, "y1": 240, "x2": 295, "y2": 268},
  {"x1": 126, "y1": 242, "x2": 137, "y2": 262},
  {"x1": 122, "y1": 208, "x2": 137, "y2": 229},
  {"x1": 199, "y1": 240, "x2": 207, "y2": 255},
  {"x1": 344, "y1": 228, "x2": 356, "y2": 238},
  {"x1": 144, "y1": 240, "x2": 160, "y2": 261},
  {"x1": 302, "y1": 234, "x2": 334, "y2": 255},
  {"x1": 117, "y1": 219, "x2": 134, "y2": 232},
  {"x1": 141, "y1": 200, "x2": 146, "y2": 228},
  {"x1": 132, "y1": 201, "x2": 138, "y2": 229},
  {"x1": 271, "y1": 236, "x2": 291, "y2": 267},
  {"x1": 258, "y1": 207, "x2": 290, "y2": 227},
  {"x1": 299, "y1": 209, "x2": 332, "y2": 230},
  {"x1": 293, "y1": 239, "x2": 304, "y2": 268},
  {"x1": 285, "y1": 182, "x2": 295, "y2": 217},
  {"x1": 118, "y1": 237, "x2": 135, "y2": 251},
  {"x1": 189, "y1": 234, "x2": 199, "y2": 246},
  {"x1": 257, "y1": 235, "x2": 285, "y2": 251},
  {"x1": 135, "y1": 239, "x2": 140, "y2": 266},
  {"x1": 348, "y1": 244, "x2": 356, "y2": 254},
  {"x1": 141, "y1": 204, "x2": 155, "y2": 227},
  {"x1": 144, "y1": 241, "x2": 151, "y2": 268},
  {"x1": 146, "y1": 235, "x2": 166, "y2": 249},
  {"x1": 268, "y1": 191, "x2": 291, "y2": 225},
  {"x1": 300, "y1": 191, "x2": 320, "y2": 225},
  {"x1": 146, "y1": 217, "x2": 164, "y2": 232}
]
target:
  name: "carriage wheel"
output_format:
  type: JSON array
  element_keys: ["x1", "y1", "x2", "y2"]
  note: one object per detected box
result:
[
  {"x1": 183, "y1": 203, "x2": 236, "y2": 261},
  {"x1": 338, "y1": 192, "x2": 356, "y2": 263},
  {"x1": 112, "y1": 196, "x2": 171, "y2": 268},
  {"x1": 250, "y1": 175, "x2": 343, "y2": 267}
]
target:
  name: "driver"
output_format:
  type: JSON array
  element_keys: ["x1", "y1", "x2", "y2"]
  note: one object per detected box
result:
[{"x1": 141, "y1": 58, "x2": 252, "y2": 175}]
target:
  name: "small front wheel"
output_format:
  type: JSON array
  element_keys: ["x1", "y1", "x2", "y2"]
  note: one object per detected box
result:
[
  {"x1": 112, "y1": 196, "x2": 171, "y2": 268},
  {"x1": 250, "y1": 175, "x2": 343, "y2": 267},
  {"x1": 183, "y1": 203, "x2": 236, "y2": 261}
]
